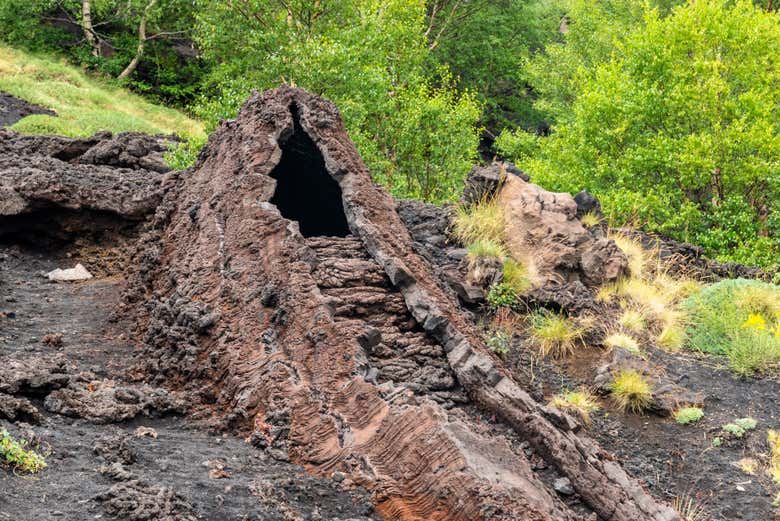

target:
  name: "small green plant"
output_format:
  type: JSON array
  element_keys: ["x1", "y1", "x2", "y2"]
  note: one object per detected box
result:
[
  {"x1": 609, "y1": 369, "x2": 653, "y2": 413},
  {"x1": 603, "y1": 332, "x2": 642, "y2": 355},
  {"x1": 674, "y1": 406, "x2": 704, "y2": 425},
  {"x1": 550, "y1": 389, "x2": 600, "y2": 425},
  {"x1": 164, "y1": 137, "x2": 207, "y2": 171},
  {"x1": 529, "y1": 310, "x2": 583, "y2": 358},
  {"x1": 0, "y1": 429, "x2": 46, "y2": 474},
  {"x1": 487, "y1": 283, "x2": 519, "y2": 310},
  {"x1": 483, "y1": 307, "x2": 519, "y2": 355},
  {"x1": 722, "y1": 417, "x2": 758, "y2": 438},
  {"x1": 452, "y1": 198, "x2": 505, "y2": 247},
  {"x1": 712, "y1": 436, "x2": 722, "y2": 447}
]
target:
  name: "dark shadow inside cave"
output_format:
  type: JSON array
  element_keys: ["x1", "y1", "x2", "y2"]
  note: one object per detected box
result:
[{"x1": 269, "y1": 104, "x2": 351, "y2": 238}]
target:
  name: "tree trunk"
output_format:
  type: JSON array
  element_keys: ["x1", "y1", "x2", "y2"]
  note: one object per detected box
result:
[
  {"x1": 82, "y1": 0, "x2": 100, "y2": 57},
  {"x1": 118, "y1": 0, "x2": 158, "y2": 80}
]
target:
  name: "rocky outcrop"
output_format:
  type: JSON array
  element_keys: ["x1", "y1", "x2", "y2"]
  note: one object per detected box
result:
[
  {"x1": 497, "y1": 173, "x2": 628, "y2": 288},
  {"x1": 0, "y1": 129, "x2": 169, "y2": 219},
  {"x1": 125, "y1": 87, "x2": 679, "y2": 521}
]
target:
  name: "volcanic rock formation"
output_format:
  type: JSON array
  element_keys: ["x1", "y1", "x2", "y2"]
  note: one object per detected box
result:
[{"x1": 124, "y1": 87, "x2": 679, "y2": 521}]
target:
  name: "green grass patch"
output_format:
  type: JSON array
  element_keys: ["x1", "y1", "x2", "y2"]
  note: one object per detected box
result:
[
  {"x1": 1, "y1": 429, "x2": 46, "y2": 474},
  {"x1": 684, "y1": 279, "x2": 780, "y2": 376},
  {"x1": 0, "y1": 45, "x2": 204, "y2": 140}
]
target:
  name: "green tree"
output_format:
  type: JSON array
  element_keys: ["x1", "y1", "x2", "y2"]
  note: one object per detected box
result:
[
  {"x1": 194, "y1": 0, "x2": 482, "y2": 202},
  {"x1": 499, "y1": 0, "x2": 780, "y2": 268},
  {"x1": 424, "y1": 0, "x2": 561, "y2": 133}
]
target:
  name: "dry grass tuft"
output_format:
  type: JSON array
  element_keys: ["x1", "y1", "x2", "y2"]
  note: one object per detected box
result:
[
  {"x1": 609, "y1": 369, "x2": 653, "y2": 413},
  {"x1": 603, "y1": 332, "x2": 642, "y2": 355},
  {"x1": 453, "y1": 197, "x2": 505, "y2": 247},
  {"x1": 529, "y1": 311, "x2": 584, "y2": 359},
  {"x1": 672, "y1": 494, "x2": 710, "y2": 521},
  {"x1": 549, "y1": 389, "x2": 600, "y2": 425}
]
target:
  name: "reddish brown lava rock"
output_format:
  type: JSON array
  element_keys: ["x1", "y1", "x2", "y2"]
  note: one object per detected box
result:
[{"x1": 125, "y1": 87, "x2": 679, "y2": 521}]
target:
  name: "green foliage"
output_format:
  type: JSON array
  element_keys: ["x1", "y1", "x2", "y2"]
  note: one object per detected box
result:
[
  {"x1": 426, "y1": 0, "x2": 561, "y2": 132},
  {"x1": 483, "y1": 307, "x2": 518, "y2": 355},
  {"x1": 502, "y1": 0, "x2": 780, "y2": 267},
  {"x1": 485, "y1": 328, "x2": 512, "y2": 355},
  {"x1": 0, "y1": 429, "x2": 46, "y2": 474},
  {"x1": 164, "y1": 136, "x2": 207, "y2": 170},
  {"x1": 193, "y1": 0, "x2": 481, "y2": 203},
  {"x1": 0, "y1": 46, "x2": 204, "y2": 139},
  {"x1": 487, "y1": 283, "x2": 519, "y2": 310},
  {"x1": 674, "y1": 406, "x2": 704, "y2": 425},
  {"x1": 684, "y1": 278, "x2": 780, "y2": 376}
]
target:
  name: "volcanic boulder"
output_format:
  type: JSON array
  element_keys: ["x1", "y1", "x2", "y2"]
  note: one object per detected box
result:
[
  {"x1": 497, "y1": 171, "x2": 628, "y2": 288},
  {"x1": 125, "y1": 86, "x2": 678, "y2": 521}
]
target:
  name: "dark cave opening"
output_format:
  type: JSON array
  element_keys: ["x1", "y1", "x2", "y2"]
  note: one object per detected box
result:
[{"x1": 269, "y1": 105, "x2": 351, "y2": 238}]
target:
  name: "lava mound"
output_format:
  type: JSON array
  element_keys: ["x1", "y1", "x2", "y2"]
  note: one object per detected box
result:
[{"x1": 124, "y1": 87, "x2": 680, "y2": 521}]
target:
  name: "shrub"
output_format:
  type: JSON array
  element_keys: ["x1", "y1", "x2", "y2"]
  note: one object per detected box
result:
[
  {"x1": 0, "y1": 429, "x2": 46, "y2": 473},
  {"x1": 502, "y1": 0, "x2": 780, "y2": 267},
  {"x1": 684, "y1": 279, "x2": 780, "y2": 375},
  {"x1": 674, "y1": 406, "x2": 704, "y2": 425},
  {"x1": 529, "y1": 311, "x2": 583, "y2": 358},
  {"x1": 452, "y1": 198, "x2": 506, "y2": 247},
  {"x1": 550, "y1": 389, "x2": 600, "y2": 425},
  {"x1": 609, "y1": 369, "x2": 653, "y2": 413},
  {"x1": 487, "y1": 283, "x2": 519, "y2": 310},
  {"x1": 603, "y1": 332, "x2": 642, "y2": 355}
]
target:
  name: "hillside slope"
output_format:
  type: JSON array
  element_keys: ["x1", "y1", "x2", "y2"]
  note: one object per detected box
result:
[{"x1": 0, "y1": 46, "x2": 203, "y2": 139}]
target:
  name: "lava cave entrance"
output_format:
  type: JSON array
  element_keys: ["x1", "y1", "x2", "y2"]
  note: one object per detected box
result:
[{"x1": 269, "y1": 106, "x2": 351, "y2": 238}]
